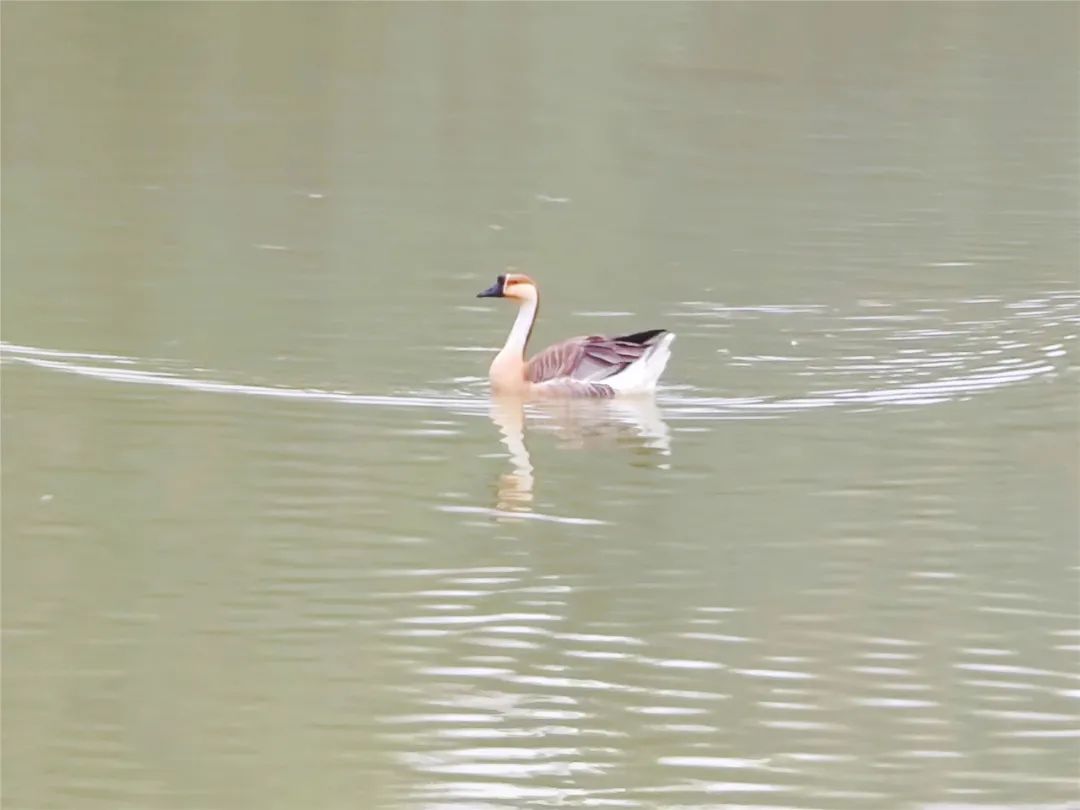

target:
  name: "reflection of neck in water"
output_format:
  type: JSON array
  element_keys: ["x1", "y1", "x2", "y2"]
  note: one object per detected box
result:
[
  {"x1": 489, "y1": 396, "x2": 534, "y2": 512},
  {"x1": 488, "y1": 394, "x2": 672, "y2": 515}
]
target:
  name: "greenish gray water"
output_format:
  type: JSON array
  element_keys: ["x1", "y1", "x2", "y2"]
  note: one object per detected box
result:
[{"x1": 3, "y1": 4, "x2": 1078, "y2": 809}]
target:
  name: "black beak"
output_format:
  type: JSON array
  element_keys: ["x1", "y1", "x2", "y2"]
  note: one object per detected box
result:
[{"x1": 476, "y1": 281, "x2": 504, "y2": 298}]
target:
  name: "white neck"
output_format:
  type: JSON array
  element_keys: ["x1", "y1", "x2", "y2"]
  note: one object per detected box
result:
[{"x1": 501, "y1": 294, "x2": 538, "y2": 358}]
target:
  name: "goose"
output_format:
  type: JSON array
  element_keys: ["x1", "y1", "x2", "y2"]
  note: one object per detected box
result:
[{"x1": 476, "y1": 273, "x2": 675, "y2": 398}]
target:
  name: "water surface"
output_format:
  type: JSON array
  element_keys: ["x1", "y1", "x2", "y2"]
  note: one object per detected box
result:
[{"x1": 3, "y1": 4, "x2": 1078, "y2": 809}]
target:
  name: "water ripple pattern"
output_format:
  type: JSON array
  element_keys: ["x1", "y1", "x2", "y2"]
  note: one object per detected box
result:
[{"x1": 370, "y1": 561, "x2": 1080, "y2": 808}]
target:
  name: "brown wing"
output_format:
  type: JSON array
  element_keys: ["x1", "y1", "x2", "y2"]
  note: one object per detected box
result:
[
  {"x1": 525, "y1": 330, "x2": 667, "y2": 384},
  {"x1": 524, "y1": 337, "x2": 588, "y2": 383}
]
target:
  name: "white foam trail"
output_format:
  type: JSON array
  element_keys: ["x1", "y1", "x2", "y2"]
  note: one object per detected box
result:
[
  {"x1": 5, "y1": 352, "x2": 486, "y2": 413},
  {"x1": 2, "y1": 342, "x2": 138, "y2": 362}
]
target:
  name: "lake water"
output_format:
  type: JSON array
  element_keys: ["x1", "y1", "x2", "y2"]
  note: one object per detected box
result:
[{"x1": 3, "y1": 4, "x2": 1078, "y2": 809}]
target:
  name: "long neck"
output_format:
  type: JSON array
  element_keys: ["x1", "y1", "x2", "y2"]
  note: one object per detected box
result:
[{"x1": 502, "y1": 295, "x2": 538, "y2": 359}]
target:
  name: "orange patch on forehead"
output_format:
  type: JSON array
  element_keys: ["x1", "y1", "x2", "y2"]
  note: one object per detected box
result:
[{"x1": 505, "y1": 273, "x2": 535, "y2": 287}]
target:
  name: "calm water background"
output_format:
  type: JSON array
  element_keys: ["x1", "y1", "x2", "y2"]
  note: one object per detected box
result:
[{"x1": 3, "y1": 4, "x2": 1078, "y2": 809}]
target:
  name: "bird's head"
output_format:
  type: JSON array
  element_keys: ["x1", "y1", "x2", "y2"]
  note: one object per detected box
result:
[{"x1": 476, "y1": 272, "x2": 537, "y2": 302}]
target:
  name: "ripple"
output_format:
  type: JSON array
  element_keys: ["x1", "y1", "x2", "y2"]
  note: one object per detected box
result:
[
  {"x1": 850, "y1": 697, "x2": 939, "y2": 708},
  {"x1": 657, "y1": 755, "x2": 773, "y2": 770},
  {"x1": 734, "y1": 668, "x2": 818, "y2": 681},
  {"x1": 395, "y1": 613, "x2": 559, "y2": 627},
  {"x1": 435, "y1": 504, "x2": 608, "y2": 526}
]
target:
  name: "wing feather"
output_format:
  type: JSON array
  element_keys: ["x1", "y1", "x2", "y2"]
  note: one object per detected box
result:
[
  {"x1": 524, "y1": 338, "x2": 588, "y2": 383},
  {"x1": 525, "y1": 331, "x2": 667, "y2": 384}
]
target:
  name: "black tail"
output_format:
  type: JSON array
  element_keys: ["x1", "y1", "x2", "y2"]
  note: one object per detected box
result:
[{"x1": 615, "y1": 328, "x2": 667, "y2": 345}]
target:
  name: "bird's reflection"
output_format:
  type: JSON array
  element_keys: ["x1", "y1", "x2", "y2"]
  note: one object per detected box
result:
[{"x1": 488, "y1": 395, "x2": 671, "y2": 514}]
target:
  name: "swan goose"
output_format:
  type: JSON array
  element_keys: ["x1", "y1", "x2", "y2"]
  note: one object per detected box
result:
[{"x1": 476, "y1": 273, "x2": 675, "y2": 398}]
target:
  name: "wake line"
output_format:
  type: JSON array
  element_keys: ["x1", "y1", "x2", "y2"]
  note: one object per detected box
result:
[
  {"x1": 4, "y1": 353, "x2": 486, "y2": 412},
  {"x1": 2, "y1": 340, "x2": 1063, "y2": 419}
]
